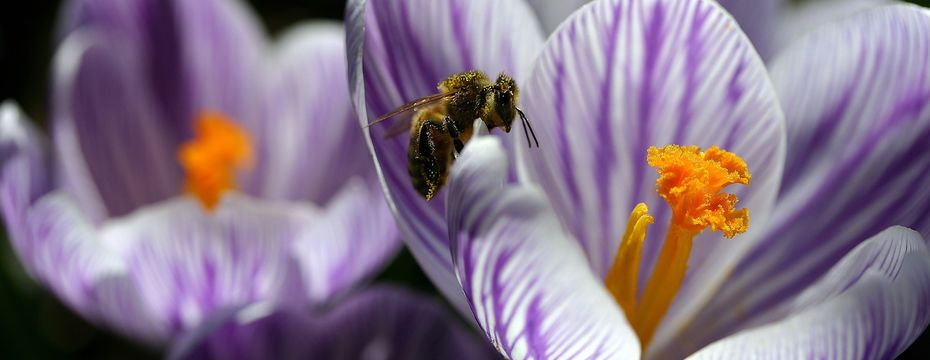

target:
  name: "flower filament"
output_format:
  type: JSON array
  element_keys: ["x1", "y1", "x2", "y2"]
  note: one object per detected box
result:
[
  {"x1": 605, "y1": 145, "x2": 751, "y2": 349},
  {"x1": 178, "y1": 111, "x2": 253, "y2": 210}
]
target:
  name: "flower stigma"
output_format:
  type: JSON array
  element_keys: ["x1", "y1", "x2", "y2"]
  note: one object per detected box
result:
[
  {"x1": 605, "y1": 145, "x2": 750, "y2": 349},
  {"x1": 178, "y1": 111, "x2": 253, "y2": 210}
]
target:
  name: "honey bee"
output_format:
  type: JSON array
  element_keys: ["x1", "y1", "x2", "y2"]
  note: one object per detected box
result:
[{"x1": 367, "y1": 71, "x2": 539, "y2": 200}]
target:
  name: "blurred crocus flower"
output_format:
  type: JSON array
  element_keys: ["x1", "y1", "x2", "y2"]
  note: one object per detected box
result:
[
  {"x1": 350, "y1": 0, "x2": 930, "y2": 358},
  {"x1": 1, "y1": 0, "x2": 404, "y2": 346}
]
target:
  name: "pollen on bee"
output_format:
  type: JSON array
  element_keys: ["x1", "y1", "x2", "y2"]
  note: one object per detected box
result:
[{"x1": 178, "y1": 111, "x2": 253, "y2": 210}]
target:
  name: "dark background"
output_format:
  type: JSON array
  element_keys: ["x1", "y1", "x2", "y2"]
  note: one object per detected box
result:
[{"x1": 1, "y1": 0, "x2": 928, "y2": 358}]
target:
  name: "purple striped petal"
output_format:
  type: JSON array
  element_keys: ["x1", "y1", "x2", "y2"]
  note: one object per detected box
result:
[
  {"x1": 25, "y1": 193, "x2": 323, "y2": 343},
  {"x1": 24, "y1": 193, "x2": 145, "y2": 339},
  {"x1": 100, "y1": 195, "x2": 310, "y2": 339},
  {"x1": 526, "y1": 0, "x2": 593, "y2": 34},
  {"x1": 447, "y1": 137, "x2": 639, "y2": 359},
  {"x1": 775, "y1": 0, "x2": 890, "y2": 54},
  {"x1": 61, "y1": 0, "x2": 192, "y2": 138},
  {"x1": 292, "y1": 178, "x2": 400, "y2": 302},
  {"x1": 168, "y1": 286, "x2": 496, "y2": 360},
  {"x1": 248, "y1": 23, "x2": 371, "y2": 205},
  {"x1": 527, "y1": 0, "x2": 783, "y2": 57},
  {"x1": 691, "y1": 227, "x2": 930, "y2": 359},
  {"x1": 0, "y1": 101, "x2": 52, "y2": 278},
  {"x1": 52, "y1": 29, "x2": 182, "y2": 222},
  {"x1": 64, "y1": 0, "x2": 269, "y2": 140},
  {"x1": 347, "y1": 0, "x2": 545, "y2": 315},
  {"x1": 171, "y1": 0, "x2": 267, "y2": 138},
  {"x1": 674, "y1": 6, "x2": 930, "y2": 356},
  {"x1": 527, "y1": 0, "x2": 783, "y2": 58},
  {"x1": 715, "y1": 0, "x2": 781, "y2": 59},
  {"x1": 517, "y1": 2, "x2": 784, "y2": 355}
]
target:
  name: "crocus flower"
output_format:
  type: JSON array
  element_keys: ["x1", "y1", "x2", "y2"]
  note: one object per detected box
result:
[
  {"x1": 349, "y1": 0, "x2": 930, "y2": 358},
  {"x1": 0, "y1": 0, "x2": 400, "y2": 346}
]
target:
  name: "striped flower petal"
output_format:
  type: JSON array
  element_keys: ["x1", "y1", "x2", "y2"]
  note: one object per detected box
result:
[
  {"x1": 24, "y1": 192, "x2": 328, "y2": 343},
  {"x1": 347, "y1": 0, "x2": 545, "y2": 314},
  {"x1": 25, "y1": 193, "x2": 141, "y2": 338},
  {"x1": 20, "y1": 178, "x2": 396, "y2": 345},
  {"x1": 292, "y1": 178, "x2": 400, "y2": 302},
  {"x1": 0, "y1": 102, "x2": 52, "y2": 279},
  {"x1": 517, "y1": 3, "x2": 784, "y2": 354},
  {"x1": 775, "y1": 0, "x2": 890, "y2": 54},
  {"x1": 248, "y1": 22, "x2": 372, "y2": 205},
  {"x1": 61, "y1": 0, "x2": 266, "y2": 140},
  {"x1": 691, "y1": 227, "x2": 930, "y2": 359},
  {"x1": 447, "y1": 137, "x2": 639, "y2": 359},
  {"x1": 171, "y1": 0, "x2": 267, "y2": 137},
  {"x1": 60, "y1": 0, "x2": 190, "y2": 135},
  {"x1": 168, "y1": 286, "x2": 496, "y2": 360},
  {"x1": 674, "y1": 6, "x2": 930, "y2": 356},
  {"x1": 100, "y1": 195, "x2": 311, "y2": 339},
  {"x1": 526, "y1": 0, "x2": 782, "y2": 57},
  {"x1": 52, "y1": 29, "x2": 182, "y2": 221},
  {"x1": 61, "y1": 0, "x2": 267, "y2": 141}
]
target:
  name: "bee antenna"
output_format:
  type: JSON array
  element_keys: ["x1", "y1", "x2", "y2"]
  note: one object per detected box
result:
[{"x1": 516, "y1": 108, "x2": 539, "y2": 148}]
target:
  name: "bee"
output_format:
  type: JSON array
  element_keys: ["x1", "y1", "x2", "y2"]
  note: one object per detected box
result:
[{"x1": 367, "y1": 70, "x2": 539, "y2": 200}]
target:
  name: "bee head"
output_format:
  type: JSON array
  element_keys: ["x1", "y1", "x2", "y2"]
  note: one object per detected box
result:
[
  {"x1": 491, "y1": 73, "x2": 539, "y2": 148},
  {"x1": 492, "y1": 74, "x2": 519, "y2": 132}
]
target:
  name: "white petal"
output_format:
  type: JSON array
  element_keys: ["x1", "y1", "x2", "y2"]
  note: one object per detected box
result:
[
  {"x1": 674, "y1": 6, "x2": 930, "y2": 356},
  {"x1": 249, "y1": 22, "x2": 371, "y2": 205},
  {"x1": 447, "y1": 137, "x2": 639, "y2": 359},
  {"x1": 690, "y1": 227, "x2": 930, "y2": 359},
  {"x1": 0, "y1": 101, "x2": 52, "y2": 272},
  {"x1": 98, "y1": 195, "x2": 311, "y2": 336},
  {"x1": 52, "y1": 29, "x2": 181, "y2": 220},
  {"x1": 292, "y1": 178, "x2": 400, "y2": 302},
  {"x1": 774, "y1": 0, "x2": 891, "y2": 55}
]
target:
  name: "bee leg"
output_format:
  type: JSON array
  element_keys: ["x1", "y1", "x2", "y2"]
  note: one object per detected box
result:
[
  {"x1": 409, "y1": 118, "x2": 453, "y2": 200},
  {"x1": 443, "y1": 116, "x2": 466, "y2": 156}
]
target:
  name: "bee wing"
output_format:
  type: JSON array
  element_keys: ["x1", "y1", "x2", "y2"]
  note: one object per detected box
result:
[
  {"x1": 365, "y1": 92, "x2": 454, "y2": 128},
  {"x1": 383, "y1": 116, "x2": 414, "y2": 139}
]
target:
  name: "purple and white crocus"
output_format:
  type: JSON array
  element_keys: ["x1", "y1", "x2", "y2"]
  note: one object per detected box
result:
[
  {"x1": 349, "y1": 0, "x2": 930, "y2": 358},
  {"x1": 0, "y1": 0, "x2": 430, "y2": 348}
]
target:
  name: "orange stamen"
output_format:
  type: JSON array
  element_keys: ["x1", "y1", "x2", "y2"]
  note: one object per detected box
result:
[
  {"x1": 178, "y1": 111, "x2": 253, "y2": 210},
  {"x1": 606, "y1": 145, "x2": 750, "y2": 349}
]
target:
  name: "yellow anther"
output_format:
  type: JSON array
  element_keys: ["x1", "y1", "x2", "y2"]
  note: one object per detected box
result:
[
  {"x1": 606, "y1": 145, "x2": 751, "y2": 349},
  {"x1": 178, "y1": 111, "x2": 253, "y2": 210},
  {"x1": 606, "y1": 203, "x2": 654, "y2": 323}
]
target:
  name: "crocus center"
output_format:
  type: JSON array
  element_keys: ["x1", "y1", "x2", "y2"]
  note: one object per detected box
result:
[
  {"x1": 178, "y1": 111, "x2": 253, "y2": 210},
  {"x1": 605, "y1": 145, "x2": 750, "y2": 349}
]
